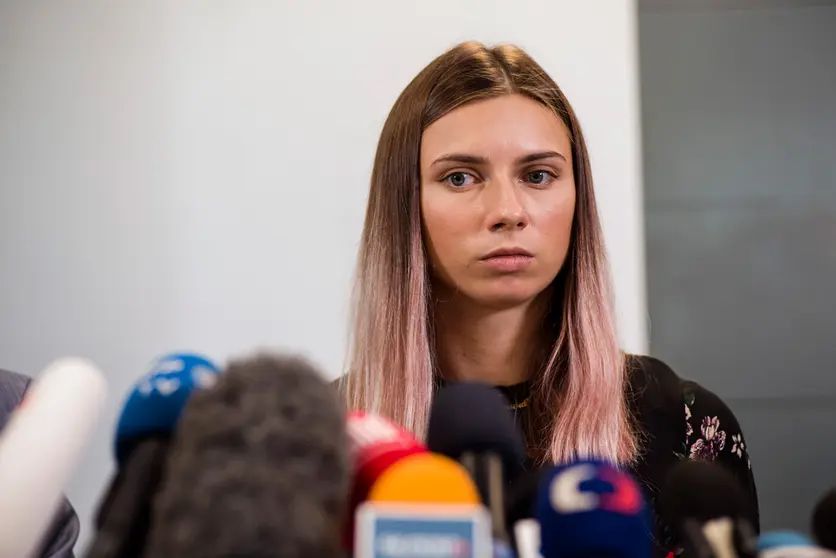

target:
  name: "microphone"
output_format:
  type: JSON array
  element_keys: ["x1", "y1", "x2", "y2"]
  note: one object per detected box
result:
[
  {"x1": 355, "y1": 452, "x2": 492, "y2": 558},
  {"x1": 759, "y1": 531, "x2": 814, "y2": 551},
  {"x1": 427, "y1": 381, "x2": 527, "y2": 545},
  {"x1": 504, "y1": 469, "x2": 544, "y2": 558},
  {"x1": 369, "y1": 452, "x2": 482, "y2": 504},
  {"x1": 343, "y1": 411, "x2": 427, "y2": 550},
  {"x1": 758, "y1": 531, "x2": 836, "y2": 558},
  {"x1": 661, "y1": 459, "x2": 758, "y2": 558},
  {"x1": 813, "y1": 488, "x2": 836, "y2": 551},
  {"x1": 0, "y1": 358, "x2": 107, "y2": 558},
  {"x1": 85, "y1": 352, "x2": 221, "y2": 558},
  {"x1": 143, "y1": 353, "x2": 350, "y2": 558},
  {"x1": 535, "y1": 459, "x2": 652, "y2": 558}
]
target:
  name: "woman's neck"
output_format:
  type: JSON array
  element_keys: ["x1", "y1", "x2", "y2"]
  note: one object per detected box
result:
[{"x1": 433, "y1": 290, "x2": 552, "y2": 386}]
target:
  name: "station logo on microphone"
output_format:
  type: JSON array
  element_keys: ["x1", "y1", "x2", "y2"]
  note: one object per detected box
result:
[{"x1": 356, "y1": 503, "x2": 491, "y2": 558}]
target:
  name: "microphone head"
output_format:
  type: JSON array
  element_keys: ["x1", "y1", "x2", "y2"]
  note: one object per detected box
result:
[
  {"x1": 369, "y1": 452, "x2": 482, "y2": 504},
  {"x1": 144, "y1": 353, "x2": 350, "y2": 558},
  {"x1": 661, "y1": 459, "x2": 749, "y2": 525},
  {"x1": 355, "y1": 452, "x2": 491, "y2": 558},
  {"x1": 758, "y1": 530, "x2": 814, "y2": 552},
  {"x1": 661, "y1": 459, "x2": 759, "y2": 558},
  {"x1": 114, "y1": 353, "x2": 220, "y2": 464},
  {"x1": 535, "y1": 459, "x2": 651, "y2": 558},
  {"x1": 427, "y1": 382, "x2": 526, "y2": 480},
  {"x1": 813, "y1": 488, "x2": 836, "y2": 551},
  {"x1": 0, "y1": 358, "x2": 107, "y2": 558},
  {"x1": 346, "y1": 411, "x2": 427, "y2": 504},
  {"x1": 759, "y1": 531, "x2": 836, "y2": 558},
  {"x1": 343, "y1": 411, "x2": 427, "y2": 550}
]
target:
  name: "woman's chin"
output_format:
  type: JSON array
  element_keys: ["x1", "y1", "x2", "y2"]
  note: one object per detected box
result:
[{"x1": 463, "y1": 280, "x2": 549, "y2": 310}]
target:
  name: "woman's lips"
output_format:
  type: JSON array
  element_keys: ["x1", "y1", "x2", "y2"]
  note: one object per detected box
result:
[{"x1": 479, "y1": 254, "x2": 534, "y2": 272}]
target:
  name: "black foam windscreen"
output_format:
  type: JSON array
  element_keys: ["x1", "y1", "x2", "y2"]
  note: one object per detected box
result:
[
  {"x1": 812, "y1": 487, "x2": 836, "y2": 551},
  {"x1": 660, "y1": 459, "x2": 748, "y2": 525},
  {"x1": 142, "y1": 354, "x2": 350, "y2": 558},
  {"x1": 426, "y1": 381, "x2": 527, "y2": 479}
]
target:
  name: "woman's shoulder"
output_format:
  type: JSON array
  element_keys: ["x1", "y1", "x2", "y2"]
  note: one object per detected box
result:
[
  {"x1": 627, "y1": 355, "x2": 739, "y2": 422},
  {"x1": 626, "y1": 354, "x2": 749, "y2": 454},
  {"x1": 625, "y1": 354, "x2": 759, "y2": 529},
  {"x1": 626, "y1": 354, "x2": 683, "y2": 407}
]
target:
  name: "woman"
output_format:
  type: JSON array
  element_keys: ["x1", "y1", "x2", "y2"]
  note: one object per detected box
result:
[{"x1": 341, "y1": 41, "x2": 758, "y2": 554}]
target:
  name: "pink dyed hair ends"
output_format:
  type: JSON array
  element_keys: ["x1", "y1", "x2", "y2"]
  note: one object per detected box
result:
[{"x1": 342, "y1": 41, "x2": 639, "y2": 466}]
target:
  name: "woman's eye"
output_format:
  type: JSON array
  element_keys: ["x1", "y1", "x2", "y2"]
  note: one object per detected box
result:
[
  {"x1": 527, "y1": 170, "x2": 555, "y2": 185},
  {"x1": 443, "y1": 172, "x2": 475, "y2": 188}
]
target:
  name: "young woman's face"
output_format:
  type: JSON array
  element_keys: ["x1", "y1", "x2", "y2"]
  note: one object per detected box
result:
[{"x1": 420, "y1": 94, "x2": 576, "y2": 308}]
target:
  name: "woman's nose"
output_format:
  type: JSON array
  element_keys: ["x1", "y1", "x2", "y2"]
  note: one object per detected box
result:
[{"x1": 485, "y1": 178, "x2": 529, "y2": 232}]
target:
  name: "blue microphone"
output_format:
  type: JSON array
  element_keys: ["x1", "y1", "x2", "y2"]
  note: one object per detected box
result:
[
  {"x1": 114, "y1": 353, "x2": 220, "y2": 462},
  {"x1": 535, "y1": 459, "x2": 651, "y2": 558},
  {"x1": 85, "y1": 352, "x2": 221, "y2": 558}
]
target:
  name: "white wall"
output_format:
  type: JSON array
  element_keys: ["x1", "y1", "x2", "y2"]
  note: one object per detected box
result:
[{"x1": 0, "y1": 0, "x2": 645, "y2": 550}]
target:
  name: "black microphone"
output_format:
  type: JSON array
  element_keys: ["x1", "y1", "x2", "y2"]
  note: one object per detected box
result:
[
  {"x1": 426, "y1": 381, "x2": 527, "y2": 548},
  {"x1": 661, "y1": 459, "x2": 758, "y2": 558},
  {"x1": 142, "y1": 353, "x2": 351, "y2": 558},
  {"x1": 504, "y1": 468, "x2": 543, "y2": 554},
  {"x1": 85, "y1": 353, "x2": 221, "y2": 558},
  {"x1": 812, "y1": 487, "x2": 836, "y2": 551}
]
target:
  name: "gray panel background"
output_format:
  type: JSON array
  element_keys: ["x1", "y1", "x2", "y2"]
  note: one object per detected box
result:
[{"x1": 639, "y1": 3, "x2": 836, "y2": 533}]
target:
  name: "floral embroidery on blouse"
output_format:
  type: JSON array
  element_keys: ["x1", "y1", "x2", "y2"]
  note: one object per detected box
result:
[
  {"x1": 684, "y1": 404, "x2": 693, "y2": 440},
  {"x1": 732, "y1": 434, "x2": 753, "y2": 469},
  {"x1": 690, "y1": 416, "x2": 727, "y2": 460},
  {"x1": 677, "y1": 385, "x2": 749, "y2": 468}
]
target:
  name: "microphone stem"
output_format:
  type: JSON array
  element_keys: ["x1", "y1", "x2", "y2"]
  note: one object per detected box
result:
[
  {"x1": 461, "y1": 452, "x2": 476, "y2": 478},
  {"x1": 487, "y1": 454, "x2": 509, "y2": 543},
  {"x1": 461, "y1": 452, "x2": 510, "y2": 543}
]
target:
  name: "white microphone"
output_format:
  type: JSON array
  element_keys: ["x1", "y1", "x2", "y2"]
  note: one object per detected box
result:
[
  {"x1": 513, "y1": 518, "x2": 542, "y2": 558},
  {"x1": 0, "y1": 357, "x2": 107, "y2": 557}
]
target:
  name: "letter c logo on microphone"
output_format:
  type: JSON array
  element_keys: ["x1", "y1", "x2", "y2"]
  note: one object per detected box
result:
[
  {"x1": 598, "y1": 467, "x2": 642, "y2": 515},
  {"x1": 550, "y1": 463, "x2": 642, "y2": 515},
  {"x1": 550, "y1": 464, "x2": 599, "y2": 513}
]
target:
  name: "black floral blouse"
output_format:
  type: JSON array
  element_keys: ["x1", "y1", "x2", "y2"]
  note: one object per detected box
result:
[{"x1": 497, "y1": 355, "x2": 759, "y2": 558}]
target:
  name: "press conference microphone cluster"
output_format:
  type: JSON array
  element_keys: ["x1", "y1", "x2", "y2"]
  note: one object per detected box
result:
[
  {"x1": 348, "y1": 381, "x2": 654, "y2": 558},
  {"x1": 85, "y1": 351, "x2": 350, "y2": 558},
  {"x1": 660, "y1": 459, "x2": 759, "y2": 558},
  {"x1": 660, "y1": 459, "x2": 836, "y2": 558},
  {"x1": 351, "y1": 381, "x2": 836, "y2": 558},
  {"x1": 77, "y1": 354, "x2": 836, "y2": 558},
  {"x1": 142, "y1": 353, "x2": 350, "y2": 557}
]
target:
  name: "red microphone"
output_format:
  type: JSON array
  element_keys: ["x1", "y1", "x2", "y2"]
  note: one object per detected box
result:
[{"x1": 343, "y1": 411, "x2": 427, "y2": 549}]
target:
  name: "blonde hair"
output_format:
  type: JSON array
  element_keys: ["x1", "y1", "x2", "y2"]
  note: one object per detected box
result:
[{"x1": 343, "y1": 41, "x2": 638, "y2": 465}]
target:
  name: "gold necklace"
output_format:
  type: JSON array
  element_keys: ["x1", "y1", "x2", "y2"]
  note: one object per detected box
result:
[{"x1": 509, "y1": 397, "x2": 530, "y2": 410}]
